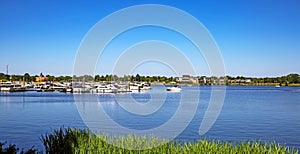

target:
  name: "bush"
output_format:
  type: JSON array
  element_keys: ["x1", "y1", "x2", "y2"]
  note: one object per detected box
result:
[{"x1": 0, "y1": 141, "x2": 39, "y2": 154}]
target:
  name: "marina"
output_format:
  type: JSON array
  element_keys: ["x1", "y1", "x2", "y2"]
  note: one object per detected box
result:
[{"x1": 0, "y1": 81, "x2": 152, "y2": 93}]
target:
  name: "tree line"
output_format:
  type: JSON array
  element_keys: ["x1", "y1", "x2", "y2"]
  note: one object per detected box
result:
[
  {"x1": 0, "y1": 73, "x2": 176, "y2": 83},
  {"x1": 0, "y1": 72, "x2": 72, "y2": 82},
  {"x1": 1, "y1": 72, "x2": 300, "y2": 85},
  {"x1": 225, "y1": 74, "x2": 300, "y2": 84}
]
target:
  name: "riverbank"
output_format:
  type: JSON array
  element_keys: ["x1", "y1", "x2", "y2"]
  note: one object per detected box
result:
[{"x1": 1, "y1": 128, "x2": 298, "y2": 154}]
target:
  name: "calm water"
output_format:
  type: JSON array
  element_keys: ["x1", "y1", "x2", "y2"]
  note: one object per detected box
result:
[{"x1": 0, "y1": 86, "x2": 300, "y2": 150}]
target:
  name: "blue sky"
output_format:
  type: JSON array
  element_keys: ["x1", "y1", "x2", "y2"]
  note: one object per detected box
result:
[{"x1": 0, "y1": 0, "x2": 299, "y2": 77}]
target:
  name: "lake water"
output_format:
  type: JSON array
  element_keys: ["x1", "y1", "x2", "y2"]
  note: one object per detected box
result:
[{"x1": 0, "y1": 86, "x2": 299, "y2": 150}]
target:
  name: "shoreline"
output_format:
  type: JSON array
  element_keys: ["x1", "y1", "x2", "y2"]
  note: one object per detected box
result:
[{"x1": 1, "y1": 128, "x2": 298, "y2": 153}]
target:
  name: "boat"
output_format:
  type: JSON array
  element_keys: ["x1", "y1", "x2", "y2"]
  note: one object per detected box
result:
[
  {"x1": 92, "y1": 84, "x2": 118, "y2": 93},
  {"x1": 50, "y1": 83, "x2": 67, "y2": 92},
  {"x1": 0, "y1": 83, "x2": 13, "y2": 92},
  {"x1": 141, "y1": 82, "x2": 151, "y2": 90},
  {"x1": 129, "y1": 82, "x2": 151, "y2": 92},
  {"x1": 0, "y1": 83, "x2": 26, "y2": 92},
  {"x1": 104, "y1": 84, "x2": 118, "y2": 93},
  {"x1": 129, "y1": 83, "x2": 142, "y2": 92},
  {"x1": 275, "y1": 85, "x2": 280, "y2": 88},
  {"x1": 166, "y1": 86, "x2": 182, "y2": 92},
  {"x1": 12, "y1": 84, "x2": 27, "y2": 92},
  {"x1": 65, "y1": 87, "x2": 72, "y2": 93}
]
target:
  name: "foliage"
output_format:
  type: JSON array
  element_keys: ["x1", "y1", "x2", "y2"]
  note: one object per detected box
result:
[
  {"x1": 0, "y1": 141, "x2": 39, "y2": 154},
  {"x1": 41, "y1": 127, "x2": 298, "y2": 154},
  {"x1": 1, "y1": 71, "x2": 300, "y2": 85}
]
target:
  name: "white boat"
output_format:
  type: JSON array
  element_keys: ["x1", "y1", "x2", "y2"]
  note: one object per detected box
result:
[
  {"x1": 12, "y1": 84, "x2": 27, "y2": 92},
  {"x1": 275, "y1": 85, "x2": 280, "y2": 88},
  {"x1": 0, "y1": 82, "x2": 13, "y2": 92},
  {"x1": 34, "y1": 84, "x2": 45, "y2": 91},
  {"x1": 66, "y1": 88, "x2": 72, "y2": 93},
  {"x1": 105, "y1": 84, "x2": 118, "y2": 93},
  {"x1": 93, "y1": 84, "x2": 118, "y2": 93},
  {"x1": 166, "y1": 86, "x2": 181, "y2": 92},
  {"x1": 94, "y1": 85, "x2": 107, "y2": 93},
  {"x1": 0, "y1": 83, "x2": 26, "y2": 92},
  {"x1": 141, "y1": 82, "x2": 151, "y2": 90},
  {"x1": 129, "y1": 83, "x2": 141, "y2": 91},
  {"x1": 0, "y1": 85, "x2": 13, "y2": 92},
  {"x1": 73, "y1": 87, "x2": 90, "y2": 93},
  {"x1": 129, "y1": 82, "x2": 151, "y2": 91},
  {"x1": 129, "y1": 85, "x2": 139, "y2": 90}
]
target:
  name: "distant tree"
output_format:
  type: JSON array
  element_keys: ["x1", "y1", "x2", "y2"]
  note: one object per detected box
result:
[
  {"x1": 11, "y1": 75, "x2": 15, "y2": 81},
  {"x1": 151, "y1": 76, "x2": 157, "y2": 82},
  {"x1": 160, "y1": 76, "x2": 166, "y2": 82},
  {"x1": 94, "y1": 75, "x2": 100, "y2": 82},
  {"x1": 65, "y1": 76, "x2": 72, "y2": 82},
  {"x1": 130, "y1": 75, "x2": 134, "y2": 82},
  {"x1": 136, "y1": 74, "x2": 141, "y2": 82},
  {"x1": 75, "y1": 75, "x2": 93, "y2": 82},
  {"x1": 31, "y1": 76, "x2": 36, "y2": 82},
  {"x1": 105, "y1": 75, "x2": 111, "y2": 82},
  {"x1": 226, "y1": 76, "x2": 233, "y2": 80},
  {"x1": 24, "y1": 73, "x2": 31, "y2": 82},
  {"x1": 236, "y1": 76, "x2": 245, "y2": 80},
  {"x1": 140, "y1": 75, "x2": 145, "y2": 82},
  {"x1": 0, "y1": 73, "x2": 8, "y2": 81},
  {"x1": 40, "y1": 72, "x2": 44, "y2": 77},
  {"x1": 46, "y1": 75, "x2": 55, "y2": 82},
  {"x1": 112, "y1": 75, "x2": 118, "y2": 81},
  {"x1": 100, "y1": 75, "x2": 105, "y2": 81},
  {"x1": 287, "y1": 74, "x2": 300, "y2": 83}
]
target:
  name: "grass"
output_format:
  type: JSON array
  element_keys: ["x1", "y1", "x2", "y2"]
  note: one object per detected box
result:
[
  {"x1": 40, "y1": 127, "x2": 299, "y2": 154},
  {"x1": 0, "y1": 141, "x2": 39, "y2": 154}
]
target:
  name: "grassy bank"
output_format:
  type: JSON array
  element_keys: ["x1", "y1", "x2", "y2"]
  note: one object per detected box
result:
[
  {"x1": 40, "y1": 128, "x2": 298, "y2": 154},
  {"x1": 1, "y1": 127, "x2": 298, "y2": 153}
]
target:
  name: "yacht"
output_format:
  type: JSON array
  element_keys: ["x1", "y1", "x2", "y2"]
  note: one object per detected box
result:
[
  {"x1": 166, "y1": 86, "x2": 182, "y2": 92},
  {"x1": 12, "y1": 84, "x2": 27, "y2": 92},
  {"x1": 0, "y1": 82, "x2": 13, "y2": 92},
  {"x1": 0, "y1": 83, "x2": 26, "y2": 92}
]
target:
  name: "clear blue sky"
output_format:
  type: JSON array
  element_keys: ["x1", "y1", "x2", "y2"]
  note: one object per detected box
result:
[{"x1": 1, "y1": 0, "x2": 299, "y2": 77}]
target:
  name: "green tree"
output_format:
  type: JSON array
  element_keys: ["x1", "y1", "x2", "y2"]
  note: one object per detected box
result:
[
  {"x1": 31, "y1": 76, "x2": 37, "y2": 82},
  {"x1": 94, "y1": 75, "x2": 100, "y2": 82},
  {"x1": 24, "y1": 73, "x2": 31, "y2": 82},
  {"x1": 50, "y1": 75, "x2": 56, "y2": 82},
  {"x1": 0, "y1": 73, "x2": 8, "y2": 81},
  {"x1": 105, "y1": 75, "x2": 111, "y2": 82},
  {"x1": 287, "y1": 74, "x2": 300, "y2": 83},
  {"x1": 136, "y1": 74, "x2": 141, "y2": 82},
  {"x1": 65, "y1": 76, "x2": 72, "y2": 82},
  {"x1": 100, "y1": 75, "x2": 105, "y2": 81}
]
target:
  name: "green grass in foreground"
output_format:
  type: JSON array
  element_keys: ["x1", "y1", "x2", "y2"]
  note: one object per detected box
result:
[{"x1": 40, "y1": 128, "x2": 298, "y2": 154}]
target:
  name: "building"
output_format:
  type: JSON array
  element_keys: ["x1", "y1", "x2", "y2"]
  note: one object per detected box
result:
[
  {"x1": 177, "y1": 75, "x2": 198, "y2": 85},
  {"x1": 35, "y1": 76, "x2": 48, "y2": 82}
]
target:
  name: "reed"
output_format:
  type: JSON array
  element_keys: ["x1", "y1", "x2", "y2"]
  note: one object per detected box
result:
[
  {"x1": 0, "y1": 141, "x2": 39, "y2": 154},
  {"x1": 41, "y1": 127, "x2": 298, "y2": 154}
]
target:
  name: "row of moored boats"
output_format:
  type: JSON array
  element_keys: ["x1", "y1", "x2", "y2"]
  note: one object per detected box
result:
[
  {"x1": 0, "y1": 82, "x2": 152, "y2": 93},
  {"x1": 0, "y1": 81, "x2": 182, "y2": 93}
]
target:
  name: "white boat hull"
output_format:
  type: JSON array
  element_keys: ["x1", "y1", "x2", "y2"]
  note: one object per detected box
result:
[{"x1": 166, "y1": 87, "x2": 181, "y2": 92}]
